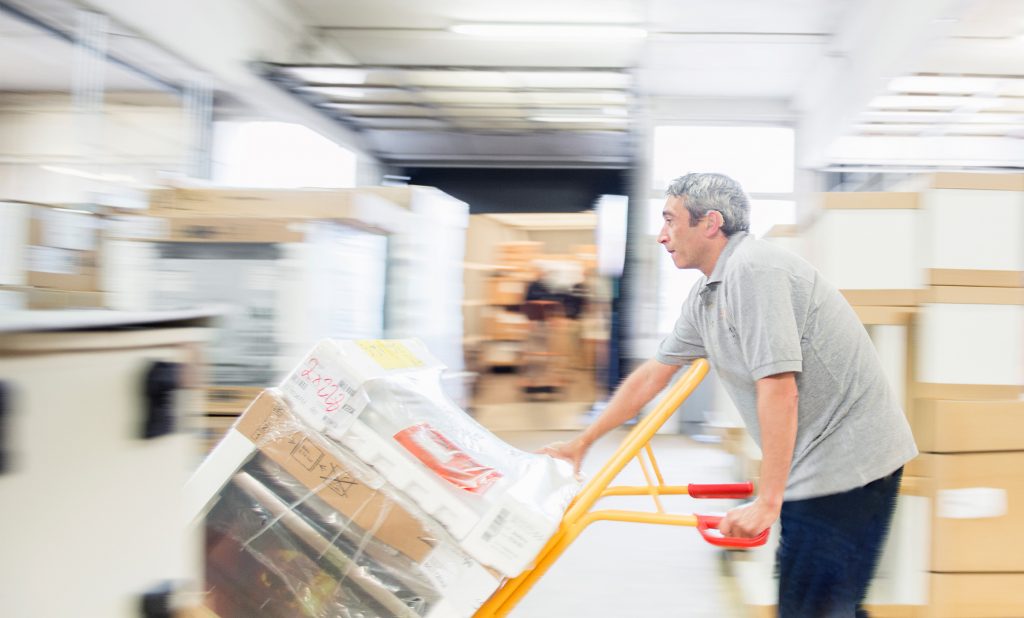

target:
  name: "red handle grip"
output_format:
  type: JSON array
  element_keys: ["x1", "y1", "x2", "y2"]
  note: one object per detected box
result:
[
  {"x1": 695, "y1": 514, "x2": 769, "y2": 548},
  {"x1": 688, "y1": 482, "x2": 755, "y2": 499}
]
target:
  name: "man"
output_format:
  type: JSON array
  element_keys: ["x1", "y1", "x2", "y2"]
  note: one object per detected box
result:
[{"x1": 544, "y1": 172, "x2": 917, "y2": 617}]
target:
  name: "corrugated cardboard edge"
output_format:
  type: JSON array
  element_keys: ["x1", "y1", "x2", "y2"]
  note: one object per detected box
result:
[
  {"x1": 235, "y1": 389, "x2": 435, "y2": 562},
  {"x1": 841, "y1": 289, "x2": 920, "y2": 307},
  {"x1": 205, "y1": 385, "x2": 265, "y2": 414},
  {"x1": 820, "y1": 192, "x2": 920, "y2": 210},
  {"x1": 913, "y1": 399, "x2": 1024, "y2": 454},
  {"x1": 921, "y1": 286, "x2": 1024, "y2": 305},
  {"x1": 931, "y1": 172, "x2": 1024, "y2": 192},
  {"x1": 914, "y1": 383, "x2": 1023, "y2": 401},
  {"x1": 928, "y1": 269, "x2": 1024, "y2": 288},
  {"x1": 853, "y1": 306, "x2": 916, "y2": 325}
]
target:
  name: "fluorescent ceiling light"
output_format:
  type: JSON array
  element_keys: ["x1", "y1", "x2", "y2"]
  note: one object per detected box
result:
[
  {"x1": 300, "y1": 87, "x2": 366, "y2": 98},
  {"x1": 854, "y1": 123, "x2": 1022, "y2": 135},
  {"x1": 450, "y1": 23, "x2": 647, "y2": 39},
  {"x1": 887, "y1": 76, "x2": 999, "y2": 95},
  {"x1": 869, "y1": 95, "x2": 1006, "y2": 111},
  {"x1": 887, "y1": 76, "x2": 1024, "y2": 97},
  {"x1": 286, "y1": 67, "x2": 368, "y2": 85},
  {"x1": 861, "y1": 110, "x2": 1024, "y2": 124},
  {"x1": 531, "y1": 115, "x2": 629, "y2": 123}
]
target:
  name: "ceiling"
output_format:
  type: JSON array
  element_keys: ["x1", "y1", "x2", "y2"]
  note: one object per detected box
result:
[{"x1": 1, "y1": 0, "x2": 1022, "y2": 170}]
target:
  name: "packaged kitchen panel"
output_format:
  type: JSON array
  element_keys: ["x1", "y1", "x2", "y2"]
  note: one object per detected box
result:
[
  {"x1": 278, "y1": 338, "x2": 581, "y2": 577},
  {"x1": 187, "y1": 389, "x2": 502, "y2": 618}
]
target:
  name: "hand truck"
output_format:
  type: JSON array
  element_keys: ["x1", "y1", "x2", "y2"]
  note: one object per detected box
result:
[{"x1": 474, "y1": 358, "x2": 769, "y2": 617}]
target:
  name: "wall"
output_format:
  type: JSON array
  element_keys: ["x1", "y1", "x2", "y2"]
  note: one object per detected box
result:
[{"x1": 0, "y1": 93, "x2": 189, "y2": 204}]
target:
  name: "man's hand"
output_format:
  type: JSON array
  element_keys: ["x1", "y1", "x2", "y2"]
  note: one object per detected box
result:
[
  {"x1": 718, "y1": 498, "x2": 780, "y2": 539},
  {"x1": 538, "y1": 437, "x2": 589, "y2": 476}
]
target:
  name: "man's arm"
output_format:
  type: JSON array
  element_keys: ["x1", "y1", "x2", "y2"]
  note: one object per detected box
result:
[
  {"x1": 719, "y1": 372, "x2": 799, "y2": 537},
  {"x1": 541, "y1": 358, "x2": 681, "y2": 473}
]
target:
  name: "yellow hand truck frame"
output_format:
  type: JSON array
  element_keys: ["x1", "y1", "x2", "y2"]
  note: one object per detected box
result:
[{"x1": 474, "y1": 358, "x2": 768, "y2": 617}]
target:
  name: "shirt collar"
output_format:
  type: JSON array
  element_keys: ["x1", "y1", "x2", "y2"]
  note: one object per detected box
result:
[{"x1": 706, "y1": 231, "x2": 749, "y2": 285}]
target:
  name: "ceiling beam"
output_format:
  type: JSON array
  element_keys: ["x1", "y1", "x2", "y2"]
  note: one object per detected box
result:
[
  {"x1": 794, "y1": 0, "x2": 967, "y2": 168},
  {"x1": 80, "y1": 0, "x2": 376, "y2": 158}
]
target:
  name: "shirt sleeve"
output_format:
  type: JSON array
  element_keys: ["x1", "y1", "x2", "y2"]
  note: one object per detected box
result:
[
  {"x1": 726, "y1": 264, "x2": 804, "y2": 380},
  {"x1": 655, "y1": 282, "x2": 707, "y2": 365}
]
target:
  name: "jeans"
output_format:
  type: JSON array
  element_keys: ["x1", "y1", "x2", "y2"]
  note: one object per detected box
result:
[{"x1": 776, "y1": 466, "x2": 903, "y2": 618}]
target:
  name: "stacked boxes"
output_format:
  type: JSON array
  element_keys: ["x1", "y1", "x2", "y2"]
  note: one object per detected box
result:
[
  {"x1": 187, "y1": 339, "x2": 580, "y2": 617},
  {"x1": 360, "y1": 186, "x2": 470, "y2": 405},
  {"x1": 908, "y1": 173, "x2": 1024, "y2": 617},
  {"x1": 737, "y1": 173, "x2": 1023, "y2": 616},
  {"x1": 103, "y1": 188, "x2": 406, "y2": 448},
  {"x1": 278, "y1": 339, "x2": 580, "y2": 576},
  {"x1": 0, "y1": 201, "x2": 106, "y2": 309}
]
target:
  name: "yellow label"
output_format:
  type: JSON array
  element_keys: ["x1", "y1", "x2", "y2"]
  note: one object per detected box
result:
[{"x1": 356, "y1": 339, "x2": 424, "y2": 370}]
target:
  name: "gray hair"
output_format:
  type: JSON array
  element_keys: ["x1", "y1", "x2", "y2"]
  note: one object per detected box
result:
[{"x1": 665, "y1": 173, "x2": 750, "y2": 236}]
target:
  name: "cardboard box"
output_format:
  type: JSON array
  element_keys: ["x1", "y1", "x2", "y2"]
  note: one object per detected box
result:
[
  {"x1": 484, "y1": 310, "x2": 530, "y2": 341},
  {"x1": 189, "y1": 389, "x2": 503, "y2": 617},
  {"x1": 914, "y1": 452, "x2": 1024, "y2": 572},
  {"x1": 486, "y1": 276, "x2": 527, "y2": 306},
  {"x1": 916, "y1": 300, "x2": 1023, "y2": 386},
  {"x1": 104, "y1": 218, "x2": 389, "y2": 386},
  {"x1": 930, "y1": 172, "x2": 1024, "y2": 192},
  {"x1": 913, "y1": 383, "x2": 1023, "y2": 401},
  {"x1": 913, "y1": 399, "x2": 1024, "y2": 453},
  {"x1": 841, "y1": 289, "x2": 920, "y2": 307},
  {"x1": 147, "y1": 187, "x2": 406, "y2": 234},
  {"x1": 0, "y1": 202, "x2": 103, "y2": 292},
  {"x1": 820, "y1": 192, "x2": 921, "y2": 210},
  {"x1": 107, "y1": 215, "x2": 304, "y2": 243},
  {"x1": 925, "y1": 573, "x2": 1024, "y2": 618},
  {"x1": 927, "y1": 269, "x2": 1023, "y2": 288},
  {"x1": 205, "y1": 385, "x2": 264, "y2": 414},
  {"x1": 923, "y1": 183, "x2": 1022, "y2": 273},
  {"x1": 233, "y1": 390, "x2": 434, "y2": 561},
  {"x1": 0, "y1": 285, "x2": 105, "y2": 310}
]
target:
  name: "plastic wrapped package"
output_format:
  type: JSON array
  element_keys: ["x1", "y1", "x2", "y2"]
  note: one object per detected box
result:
[
  {"x1": 186, "y1": 389, "x2": 504, "y2": 618},
  {"x1": 278, "y1": 339, "x2": 581, "y2": 576}
]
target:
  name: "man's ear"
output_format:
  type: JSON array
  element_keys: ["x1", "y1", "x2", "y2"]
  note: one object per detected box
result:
[{"x1": 705, "y1": 210, "x2": 723, "y2": 235}]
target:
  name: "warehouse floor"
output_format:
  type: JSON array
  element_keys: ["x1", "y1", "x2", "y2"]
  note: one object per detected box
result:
[{"x1": 493, "y1": 428, "x2": 753, "y2": 618}]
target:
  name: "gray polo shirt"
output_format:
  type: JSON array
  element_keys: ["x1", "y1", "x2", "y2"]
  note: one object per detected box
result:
[{"x1": 656, "y1": 232, "x2": 917, "y2": 500}]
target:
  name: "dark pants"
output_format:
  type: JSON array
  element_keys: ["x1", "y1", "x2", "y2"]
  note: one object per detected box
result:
[{"x1": 776, "y1": 467, "x2": 903, "y2": 618}]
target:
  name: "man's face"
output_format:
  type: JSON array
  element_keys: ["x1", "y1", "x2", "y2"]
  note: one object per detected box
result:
[{"x1": 658, "y1": 195, "x2": 705, "y2": 270}]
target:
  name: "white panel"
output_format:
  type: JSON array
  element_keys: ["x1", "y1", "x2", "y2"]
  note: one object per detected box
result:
[
  {"x1": 0, "y1": 337, "x2": 202, "y2": 618},
  {"x1": 917, "y1": 303, "x2": 1024, "y2": 385},
  {"x1": 925, "y1": 189, "x2": 1024, "y2": 271},
  {"x1": 865, "y1": 495, "x2": 930, "y2": 605},
  {"x1": 0, "y1": 202, "x2": 29, "y2": 286},
  {"x1": 811, "y1": 209, "x2": 923, "y2": 289},
  {"x1": 869, "y1": 324, "x2": 908, "y2": 408}
]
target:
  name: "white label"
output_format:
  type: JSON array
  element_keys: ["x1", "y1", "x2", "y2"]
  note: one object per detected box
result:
[
  {"x1": 937, "y1": 487, "x2": 1007, "y2": 519},
  {"x1": 39, "y1": 208, "x2": 97, "y2": 251},
  {"x1": 279, "y1": 342, "x2": 371, "y2": 434},
  {"x1": 28, "y1": 246, "x2": 77, "y2": 274},
  {"x1": 463, "y1": 499, "x2": 554, "y2": 576},
  {"x1": 421, "y1": 544, "x2": 501, "y2": 615}
]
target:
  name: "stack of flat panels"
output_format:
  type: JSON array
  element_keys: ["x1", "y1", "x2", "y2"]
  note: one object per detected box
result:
[{"x1": 187, "y1": 338, "x2": 580, "y2": 617}]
